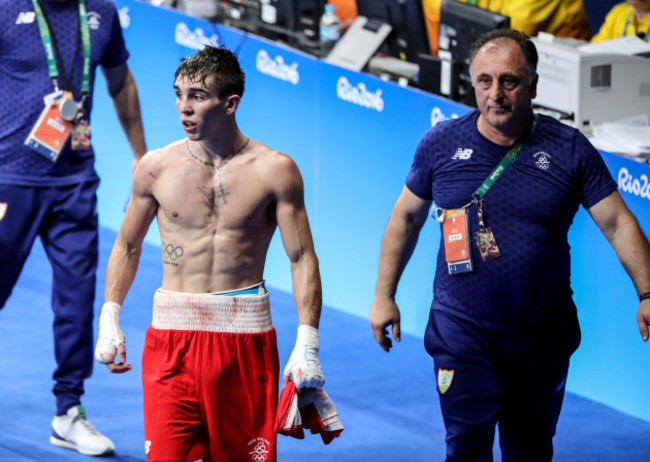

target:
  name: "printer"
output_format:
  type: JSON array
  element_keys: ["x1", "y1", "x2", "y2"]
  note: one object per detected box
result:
[{"x1": 531, "y1": 34, "x2": 650, "y2": 133}]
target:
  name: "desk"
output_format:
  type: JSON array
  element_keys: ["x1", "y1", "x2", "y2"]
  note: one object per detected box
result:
[{"x1": 93, "y1": 0, "x2": 650, "y2": 422}]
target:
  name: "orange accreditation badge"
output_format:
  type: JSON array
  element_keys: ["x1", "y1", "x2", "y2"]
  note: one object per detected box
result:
[
  {"x1": 24, "y1": 92, "x2": 73, "y2": 162},
  {"x1": 442, "y1": 208, "x2": 473, "y2": 275}
]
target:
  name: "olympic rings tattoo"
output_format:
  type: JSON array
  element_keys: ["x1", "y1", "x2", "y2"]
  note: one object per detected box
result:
[{"x1": 161, "y1": 241, "x2": 184, "y2": 261}]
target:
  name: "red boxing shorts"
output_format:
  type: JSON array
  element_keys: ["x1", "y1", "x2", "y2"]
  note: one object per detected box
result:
[{"x1": 142, "y1": 288, "x2": 279, "y2": 462}]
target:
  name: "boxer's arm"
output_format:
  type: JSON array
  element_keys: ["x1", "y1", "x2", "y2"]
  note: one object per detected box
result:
[
  {"x1": 273, "y1": 153, "x2": 321, "y2": 328},
  {"x1": 105, "y1": 155, "x2": 158, "y2": 305},
  {"x1": 96, "y1": 154, "x2": 158, "y2": 373},
  {"x1": 273, "y1": 153, "x2": 324, "y2": 389}
]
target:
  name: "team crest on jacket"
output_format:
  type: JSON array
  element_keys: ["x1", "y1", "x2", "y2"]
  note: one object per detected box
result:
[
  {"x1": 0, "y1": 203, "x2": 7, "y2": 222},
  {"x1": 533, "y1": 151, "x2": 551, "y2": 170},
  {"x1": 437, "y1": 369, "x2": 455, "y2": 394}
]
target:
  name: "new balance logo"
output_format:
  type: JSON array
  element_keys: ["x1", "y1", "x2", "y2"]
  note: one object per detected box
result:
[
  {"x1": 16, "y1": 12, "x2": 36, "y2": 24},
  {"x1": 451, "y1": 148, "x2": 473, "y2": 160}
]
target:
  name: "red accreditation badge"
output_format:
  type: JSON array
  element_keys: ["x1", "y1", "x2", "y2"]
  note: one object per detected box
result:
[
  {"x1": 71, "y1": 119, "x2": 91, "y2": 151},
  {"x1": 442, "y1": 208, "x2": 473, "y2": 274},
  {"x1": 474, "y1": 227, "x2": 501, "y2": 261}
]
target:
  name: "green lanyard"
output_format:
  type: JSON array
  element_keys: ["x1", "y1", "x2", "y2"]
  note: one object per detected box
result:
[
  {"x1": 623, "y1": 12, "x2": 650, "y2": 42},
  {"x1": 473, "y1": 114, "x2": 538, "y2": 199},
  {"x1": 32, "y1": 0, "x2": 91, "y2": 96}
]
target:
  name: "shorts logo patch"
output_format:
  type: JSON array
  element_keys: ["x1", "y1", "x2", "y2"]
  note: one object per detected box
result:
[
  {"x1": 0, "y1": 203, "x2": 7, "y2": 222},
  {"x1": 437, "y1": 369, "x2": 455, "y2": 394},
  {"x1": 248, "y1": 437, "x2": 271, "y2": 462},
  {"x1": 144, "y1": 440, "x2": 151, "y2": 455}
]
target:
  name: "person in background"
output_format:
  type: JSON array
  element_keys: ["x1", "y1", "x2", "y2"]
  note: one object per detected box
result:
[
  {"x1": 0, "y1": 0, "x2": 147, "y2": 457},
  {"x1": 95, "y1": 45, "x2": 326, "y2": 462},
  {"x1": 369, "y1": 28, "x2": 650, "y2": 460},
  {"x1": 423, "y1": 0, "x2": 591, "y2": 56},
  {"x1": 592, "y1": 0, "x2": 650, "y2": 42}
]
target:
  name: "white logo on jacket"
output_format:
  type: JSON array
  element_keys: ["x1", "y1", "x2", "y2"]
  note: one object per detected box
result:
[
  {"x1": 533, "y1": 151, "x2": 551, "y2": 170},
  {"x1": 452, "y1": 148, "x2": 473, "y2": 160},
  {"x1": 15, "y1": 12, "x2": 36, "y2": 24}
]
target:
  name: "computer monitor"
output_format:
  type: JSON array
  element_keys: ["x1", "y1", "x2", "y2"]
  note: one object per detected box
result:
[
  {"x1": 215, "y1": 0, "x2": 261, "y2": 33},
  {"x1": 355, "y1": 0, "x2": 431, "y2": 64},
  {"x1": 258, "y1": 0, "x2": 326, "y2": 54},
  {"x1": 437, "y1": 0, "x2": 509, "y2": 105}
]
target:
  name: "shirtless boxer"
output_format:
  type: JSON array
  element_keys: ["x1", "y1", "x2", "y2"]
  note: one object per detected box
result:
[{"x1": 94, "y1": 45, "x2": 325, "y2": 462}]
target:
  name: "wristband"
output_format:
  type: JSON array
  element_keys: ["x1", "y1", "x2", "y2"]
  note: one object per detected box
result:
[{"x1": 640, "y1": 292, "x2": 650, "y2": 302}]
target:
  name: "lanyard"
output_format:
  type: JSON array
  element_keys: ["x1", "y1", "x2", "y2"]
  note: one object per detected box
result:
[
  {"x1": 623, "y1": 12, "x2": 650, "y2": 42},
  {"x1": 32, "y1": 0, "x2": 91, "y2": 96},
  {"x1": 473, "y1": 114, "x2": 538, "y2": 199}
]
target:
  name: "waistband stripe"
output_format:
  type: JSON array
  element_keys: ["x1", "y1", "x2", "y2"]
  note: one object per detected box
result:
[{"x1": 152, "y1": 290, "x2": 273, "y2": 333}]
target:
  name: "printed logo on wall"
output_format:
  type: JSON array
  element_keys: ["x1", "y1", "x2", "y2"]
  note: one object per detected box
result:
[
  {"x1": 336, "y1": 77, "x2": 384, "y2": 112},
  {"x1": 430, "y1": 106, "x2": 460, "y2": 128},
  {"x1": 256, "y1": 50, "x2": 300, "y2": 85},
  {"x1": 618, "y1": 167, "x2": 650, "y2": 200},
  {"x1": 174, "y1": 22, "x2": 219, "y2": 50}
]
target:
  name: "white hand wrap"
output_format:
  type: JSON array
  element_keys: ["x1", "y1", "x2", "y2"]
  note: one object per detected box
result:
[
  {"x1": 283, "y1": 325, "x2": 325, "y2": 389},
  {"x1": 94, "y1": 302, "x2": 125, "y2": 364}
]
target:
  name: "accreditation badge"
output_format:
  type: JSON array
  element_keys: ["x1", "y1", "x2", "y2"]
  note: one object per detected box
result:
[
  {"x1": 442, "y1": 208, "x2": 473, "y2": 275},
  {"x1": 24, "y1": 92, "x2": 73, "y2": 162},
  {"x1": 474, "y1": 227, "x2": 501, "y2": 261},
  {"x1": 71, "y1": 119, "x2": 91, "y2": 150}
]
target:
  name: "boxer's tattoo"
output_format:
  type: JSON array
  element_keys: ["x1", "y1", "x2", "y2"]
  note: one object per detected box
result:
[
  {"x1": 161, "y1": 241, "x2": 184, "y2": 267},
  {"x1": 216, "y1": 168, "x2": 230, "y2": 205},
  {"x1": 185, "y1": 138, "x2": 250, "y2": 206}
]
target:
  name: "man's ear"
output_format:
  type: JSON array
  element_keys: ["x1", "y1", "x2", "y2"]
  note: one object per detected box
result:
[{"x1": 225, "y1": 94, "x2": 241, "y2": 114}]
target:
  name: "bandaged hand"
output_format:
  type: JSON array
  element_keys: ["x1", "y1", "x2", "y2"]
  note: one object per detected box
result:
[
  {"x1": 94, "y1": 302, "x2": 125, "y2": 364},
  {"x1": 283, "y1": 325, "x2": 325, "y2": 389}
]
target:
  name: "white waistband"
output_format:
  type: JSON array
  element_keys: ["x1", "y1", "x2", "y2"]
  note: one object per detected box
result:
[{"x1": 152, "y1": 289, "x2": 273, "y2": 333}]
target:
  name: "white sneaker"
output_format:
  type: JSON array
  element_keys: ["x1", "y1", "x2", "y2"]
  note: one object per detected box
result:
[{"x1": 50, "y1": 405, "x2": 115, "y2": 456}]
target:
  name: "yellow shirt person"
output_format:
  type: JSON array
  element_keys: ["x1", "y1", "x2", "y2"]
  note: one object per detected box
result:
[
  {"x1": 423, "y1": 0, "x2": 590, "y2": 56},
  {"x1": 592, "y1": 1, "x2": 650, "y2": 42}
]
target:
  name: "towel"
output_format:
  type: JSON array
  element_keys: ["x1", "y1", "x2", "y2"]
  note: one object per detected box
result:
[{"x1": 275, "y1": 379, "x2": 344, "y2": 444}]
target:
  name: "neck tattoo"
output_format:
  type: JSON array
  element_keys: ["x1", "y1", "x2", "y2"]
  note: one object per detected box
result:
[{"x1": 185, "y1": 137, "x2": 250, "y2": 205}]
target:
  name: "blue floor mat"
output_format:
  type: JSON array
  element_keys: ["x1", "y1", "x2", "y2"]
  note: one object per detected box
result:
[{"x1": 1, "y1": 227, "x2": 649, "y2": 461}]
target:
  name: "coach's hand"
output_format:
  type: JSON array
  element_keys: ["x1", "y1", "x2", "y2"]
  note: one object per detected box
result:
[{"x1": 369, "y1": 295, "x2": 401, "y2": 353}]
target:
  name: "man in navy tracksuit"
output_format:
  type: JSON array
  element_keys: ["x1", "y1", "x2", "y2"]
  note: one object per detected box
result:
[
  {"x1": 0, "y1": 0, "x2": 146, "y2": 456},
  {"x1": 370, "y1": 28, "x2": 650, "y2": 461}
]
